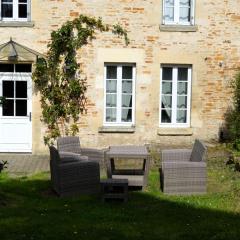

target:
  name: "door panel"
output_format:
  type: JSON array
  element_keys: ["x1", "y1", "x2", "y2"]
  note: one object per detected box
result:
[{"x1": 0, "y1": 72, "x2": 32, "y2": 152}]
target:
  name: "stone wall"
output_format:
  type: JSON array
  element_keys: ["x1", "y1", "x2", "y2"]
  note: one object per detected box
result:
[{"x1": 0, "y1": 0, "x2": 239, "y2": 153}]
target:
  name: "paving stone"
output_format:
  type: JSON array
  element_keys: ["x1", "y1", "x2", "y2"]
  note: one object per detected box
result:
[{"x1": 0, "y1": 154, "x2": 49, "y2": 176}]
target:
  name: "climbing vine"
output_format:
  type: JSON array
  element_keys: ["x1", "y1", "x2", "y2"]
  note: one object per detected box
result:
[
  {"x1": 0, "y1": 96, "x2": 5, "y2": 105},
  {"x1": 33, "y1": 15, "x2": 129, "y2": 145}
]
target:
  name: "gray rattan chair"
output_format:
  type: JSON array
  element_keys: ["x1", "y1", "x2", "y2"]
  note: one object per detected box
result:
[
  {"x1": 49, "y1": 145, "x2": 100, "y2": 197},
  {"x1": 57, "y1": 136, "x2": 104, "y2": 164},
  {"x1": 160, "y1": 139, "x2": 207, "y2": 195}
]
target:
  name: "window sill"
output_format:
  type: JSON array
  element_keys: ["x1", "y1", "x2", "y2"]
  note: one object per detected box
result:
[
  {"x1": 159, "y1": 24, "x2": 198, "y2": 32},
  {"x1": 98, "y1": 126, "x2": 135, "y2": 133},
  {"x1": 0, "y1": 21, "x2": 35, "y2": 27},
  {"x1": 157, "y1": 127, "x2": 193, "y2": 136}
]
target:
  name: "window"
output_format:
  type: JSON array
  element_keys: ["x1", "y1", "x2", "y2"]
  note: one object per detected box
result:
[
  {"x1": 163, "y1": 0, "x2": 194, "y2": 25},
  {"x1": 0, "y1": 63, "x2": 32, "y2": 72},
  {"x1": 0, "y1": 0, "x2": 30, "y2": 21},
  {"x1": 0, "y1": 63, "x2": 31, "y2": 117},
  {"x1": 2, "y1": 80, "x2": 27, "y2": 116},
  {"x1": 104, "y1": 64, "x2": 135, "y2": 126},
  {"x1": 160, "y1": 65, "x2": 191, "y2": 127}
]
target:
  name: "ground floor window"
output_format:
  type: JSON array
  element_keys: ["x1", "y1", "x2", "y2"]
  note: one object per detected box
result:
[
  {"x1": 160, "y1": 65, "x2": 192, "y2": 127},
  {"x1": 0, "y1": 63, "x2": 31, "y2": 117},
  {"x1": 1, "y1": 0, "x2": 29, "y2": 21},
  {"x1": 104, "y1": 64, "x2": 135, "y2": 126}
]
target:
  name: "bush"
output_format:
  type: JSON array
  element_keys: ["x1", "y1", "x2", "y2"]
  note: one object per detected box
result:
[
  {"x1": 226, "y1": 153, "x2": 240, "y2": 172},
  {"x1": 224, "y1": 72, "x2": 240, "y2": 150},
  {"x1": 0, "y1": 161, "x2": 7, "y2": 173}
]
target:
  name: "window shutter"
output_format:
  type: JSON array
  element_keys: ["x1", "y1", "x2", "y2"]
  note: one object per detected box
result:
[
  {"x1": 190, "y1": 0, "x2": 195, "y2": 25},
  {"x1": 27, "y1": 0, "x2": 31, "y2": 21}
]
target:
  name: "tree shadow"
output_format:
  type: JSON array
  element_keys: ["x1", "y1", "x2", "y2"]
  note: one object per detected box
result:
[{"x1": 0, "y1": 176, "x2": 240, "y2": 240}]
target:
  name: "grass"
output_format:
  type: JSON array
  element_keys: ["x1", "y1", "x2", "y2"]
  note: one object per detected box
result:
[{"x1": 1, "y1": 150, "x2": 240, "y2": 240}]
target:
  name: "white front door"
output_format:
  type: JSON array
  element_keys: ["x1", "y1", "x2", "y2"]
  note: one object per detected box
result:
[{"x1": 0, "y1": 69, "x2": 32, "y2": 152}]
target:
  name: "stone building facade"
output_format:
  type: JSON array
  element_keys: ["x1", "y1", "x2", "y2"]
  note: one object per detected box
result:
[{"x1": 0, "y1": 0, "x2": 239, "y2": 154}]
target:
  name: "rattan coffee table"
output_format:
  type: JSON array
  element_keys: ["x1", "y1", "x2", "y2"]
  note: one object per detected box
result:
[{"x1": 105, "y1": 145, "x2": 150, "y2": 189}]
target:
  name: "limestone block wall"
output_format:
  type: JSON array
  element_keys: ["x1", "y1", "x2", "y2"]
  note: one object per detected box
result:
[{"x1": 0, "y1": 0, "x2": 239, "y2": 153}]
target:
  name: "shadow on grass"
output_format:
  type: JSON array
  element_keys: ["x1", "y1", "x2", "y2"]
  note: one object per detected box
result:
[{"x1": 0, "y1": 175, "x2": 240, "y2": 240}]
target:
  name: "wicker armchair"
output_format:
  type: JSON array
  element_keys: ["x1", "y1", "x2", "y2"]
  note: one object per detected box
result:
[
  {"x1": 57, "y1": 136, "x2": 105, "y2": 164},
  {"x1": 160, "y1": 139, "x2": 207, "y2": 195},
  {"x1": 49, "y1": 145, "x2": 100, "y2": 196}
]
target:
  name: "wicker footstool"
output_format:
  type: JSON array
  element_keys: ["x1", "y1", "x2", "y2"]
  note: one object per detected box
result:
[{"x1": 101, "y1": 179, "x2": 128, "y2": 202}]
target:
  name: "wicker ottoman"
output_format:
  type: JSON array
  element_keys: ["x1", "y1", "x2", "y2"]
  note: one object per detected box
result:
[{"x1": 101, "y1": 179, "x2": 128, "y2": 202}]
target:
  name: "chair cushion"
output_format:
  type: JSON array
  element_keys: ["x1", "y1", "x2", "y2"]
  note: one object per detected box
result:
[
  {"x1": 59, "y1": 151, "x2": 88, "y2": 163},
  {"x1": 190, "y1": 139, "x2": 207, "y2": 162}
]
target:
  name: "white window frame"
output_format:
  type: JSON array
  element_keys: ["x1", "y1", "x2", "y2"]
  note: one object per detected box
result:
[
  {"x1": 104, "y1": 63, "x2": 136, "y2": 127},
  {"x1": 162, "y1": 0, "x2": 195, "y2": 25},
  {"x1": 0, "y1": 0, "x2": 31, "y2": 22},
  {"x1": 159, "y1": 65, "x2": 192, "y2": 128},
  {"x1": 0, "y1": 63, "x2": 32, "y2": 118}
]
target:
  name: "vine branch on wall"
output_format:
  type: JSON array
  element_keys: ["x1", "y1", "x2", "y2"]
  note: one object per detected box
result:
[{"x1": 33, "y1": 14, "x2": 129, "y2": 145}]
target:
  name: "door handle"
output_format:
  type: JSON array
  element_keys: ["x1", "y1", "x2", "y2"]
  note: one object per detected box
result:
[{"x1": 29, "y1": 112, "x2": 32, "y2": 122}]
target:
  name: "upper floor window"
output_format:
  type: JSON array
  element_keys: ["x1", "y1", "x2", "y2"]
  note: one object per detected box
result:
[
  {"x1": 160, "y1": 65, "x2": 192, "y2": 127},
  {"x1": 104, "y1": 64, "x2": 135, "y2": 126},
  {"x1": 163, "y1": 0, "x2": 194, "y2": 25},
  {"x1": 0, "y1": 0, "x2": 30, "y2": 21}
]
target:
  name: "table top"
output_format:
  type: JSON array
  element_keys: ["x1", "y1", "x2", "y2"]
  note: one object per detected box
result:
[{"x1": 106, "y1": 145, "x2": 149, "y2": 158}]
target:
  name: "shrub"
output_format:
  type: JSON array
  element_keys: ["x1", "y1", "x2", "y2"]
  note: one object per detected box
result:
[
  {"x1": 0, "y1": 161, "x2": 8, "y2": 173},
  {"x1": 224, "y1": 72, "x2": 240, "y2": 150}
]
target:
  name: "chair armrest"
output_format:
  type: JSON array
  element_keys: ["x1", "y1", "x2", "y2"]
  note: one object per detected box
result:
[
  {"x1": 81, "y1": 148, "x2": 105, "y2": 162},
  {"x1": 59, "y1": 151, "x2": 88, "y2": 163},
  {"x1": 56, "y1": 161, "x2": 100, "y2": 182},
  {"x1": 161, "y1": 149, "x2": 192, "y2": 162},
  {"x1": 57, "y1": 161, "x2": 99, "y2": 171},
  {"x1": 162, "y1": 161, "x2": 206, "y2": 170}
]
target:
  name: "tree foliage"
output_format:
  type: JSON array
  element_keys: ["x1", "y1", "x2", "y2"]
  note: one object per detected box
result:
[
  {"x1": 0, "y1": 96, "x2": 5, "y2": 105},
  {"x1": 224, "y1": 71, "x2": 240, "y2": 150},
  {"x1": 33, "y1": 15, "x2": 129, "y2": 145}
]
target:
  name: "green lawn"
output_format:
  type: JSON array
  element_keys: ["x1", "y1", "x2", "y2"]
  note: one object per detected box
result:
[{"x1": 1, "y1": 150, "x2": 240, "y2": 240}]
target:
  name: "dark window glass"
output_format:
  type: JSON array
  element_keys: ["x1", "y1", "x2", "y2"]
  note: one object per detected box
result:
[
  {"x1": 122, "y1": 66, "x2": 133, "y2": 79},
  {"x1": 2, "y1": 3, "x2": 13, "y2": 18},
  {"x1": 178, "y1": 68, "x2": 188, "y2": 81},
  {"x1": 3, "y1": 99, "x2": 14, "y2": 116},
  {"x1": 16, "y1": 81, "x2": 27, "y2": 98},
  {"x1": 18, "y1": 4, "x2": 27, "y2": 18},
  {"x1": 16, "y1": 100, "x2": 27, "y2": 116},
  {"x1": 15, "y1": 64, "x2": 32, "y2": 73},
  {"x1": 106, "y1": 66, "x2": 117, "y2": 79},
  {"x1": 0, "y1": 64, "x2": 14, "y2": 72},
  {"x1": 121, "y1": 109, "x2": 132, "y2": 122},
  {"x1": 19, "y1": 0, "x2": 27, "y2": 2},
  {"x1": 162, "y1": 67, "x2": 173, "y2": 81},
  {"x1": 3, "y1": 81, "x2": 14, "y2": 98},
  {"x1": 161, "y1": 109, "x2": 172, "y2": 123}
]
